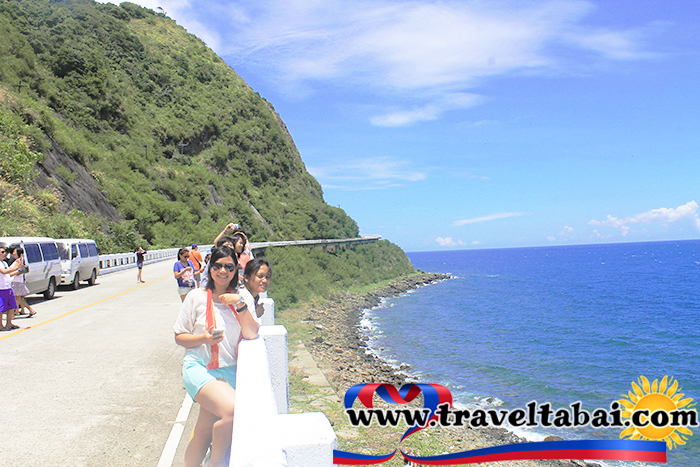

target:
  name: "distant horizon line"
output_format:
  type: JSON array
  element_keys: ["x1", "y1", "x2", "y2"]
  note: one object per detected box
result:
[{"x1": 403, "y1": 237, "x2": 700, "y2": 254}]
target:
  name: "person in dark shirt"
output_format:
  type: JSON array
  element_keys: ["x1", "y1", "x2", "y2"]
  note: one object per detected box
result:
[{"x1": 135, "y1": 247, "x2": 147, "y2": 283}]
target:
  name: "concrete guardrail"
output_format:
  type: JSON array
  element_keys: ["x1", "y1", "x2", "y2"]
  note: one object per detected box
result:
[
  {"x1": 98, "y1": 235, "x2": 381, "y2": 275},
  {"x1": 231, "y1": 296, "x2": 336, "y2": 465},
  {"x1": 98, "y1": 245, "x2": 214, "y2": 275}
]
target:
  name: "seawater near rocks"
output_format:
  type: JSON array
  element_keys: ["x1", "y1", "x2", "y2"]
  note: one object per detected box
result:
[
  {"x1": 305, "y1": 272, "x2": 589, "y2": 467},
  {"x1": 305, "y1": 272, "x2": 451, "y2": 393}
]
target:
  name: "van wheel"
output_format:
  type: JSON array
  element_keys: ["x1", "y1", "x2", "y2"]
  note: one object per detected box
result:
[
  {"x1": 71, "y1": 272, "x2": 80, "y2": 290},
  {"x1": 88, "y1": 269, "x2": 97, "y2": 286},
  {"x1": 44, "y1": 278, "x2": 56, "y2": 299}
]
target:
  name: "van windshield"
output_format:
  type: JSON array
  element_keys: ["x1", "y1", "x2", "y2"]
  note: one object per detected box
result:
[{"x1": 57, "y1": 242, "x2": 70, "y2": 260}]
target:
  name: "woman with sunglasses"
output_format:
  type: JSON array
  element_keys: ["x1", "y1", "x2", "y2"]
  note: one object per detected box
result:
[
  {"x1": 173, "y1": 248, "x2": 196, "y2": 302},
  {"x1": 173, "y1": 246, "x2": 261, "y2": 467}
]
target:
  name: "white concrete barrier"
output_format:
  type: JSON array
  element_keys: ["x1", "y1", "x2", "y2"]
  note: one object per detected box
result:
[
  {"x1": 260, "y1": 298, "x2": 275, "y2": 327},
  {"x1": 260, "y1": 326, "x2": 289, "y2": 415},
  {"x1": 231, "y1": 328, "x2": 336, "y2": 467},
  {"x1": 98, "y1": 245, "x2": 214, "y2": 275},
  {"x1": 98, "y1": 234, "x2": 381, "y2": 274}
]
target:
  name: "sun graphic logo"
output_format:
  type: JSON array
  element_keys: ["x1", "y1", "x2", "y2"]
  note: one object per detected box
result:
[{"x1": 619, "y1": 376, "x2": 697, "y2": 449}]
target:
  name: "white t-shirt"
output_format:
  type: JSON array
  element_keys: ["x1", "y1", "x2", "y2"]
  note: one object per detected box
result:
[
  {"x1": 173, "y1": 288, "x2": 261, "y2": 368},
  {"x1": 12, "y1": 257, "x2": 25, "y2": 284},
  {"x1": 0, "y1": 261, "x2": 13, "y2": 290},
  {"x1": 237, "y1": 286, "x2": 265, "y2": 320}
]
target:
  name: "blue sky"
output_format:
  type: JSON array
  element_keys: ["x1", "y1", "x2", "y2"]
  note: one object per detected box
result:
[{"x1": 112, "y1": 0, "x2": 699, "y2": 252}]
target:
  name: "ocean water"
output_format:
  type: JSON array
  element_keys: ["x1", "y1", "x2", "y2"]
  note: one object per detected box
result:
[{"x1": 361, "y1": 240, "x2": 700, "y2": 467}]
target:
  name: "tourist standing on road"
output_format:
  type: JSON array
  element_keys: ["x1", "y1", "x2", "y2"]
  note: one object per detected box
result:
[
  {"x1": 190, "y1": 244, "x2": 204, "y2": 287},
  {"x1": 173, "y1": 245, "x2": 260, "y2": 467},
  {"x1": 10, "y1": 248, "x2": 36, "y2": 318},
  {"x1": 0, "y1": 247, "x2": 20, "y2": 331},
  {"x1": 174, "y1": 248, "x2": 196, "y2": 302},
  {"x1": 135, "y1": 247, "x2": 147, "y2": 283},
  {"x1": 237, "y1": 257, "x2": 272, "y2": 322}
]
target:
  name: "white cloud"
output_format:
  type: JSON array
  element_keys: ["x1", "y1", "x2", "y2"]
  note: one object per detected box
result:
[
  {"x1": 436, "y1": 237, "x2": 465, "y2": 247},
  {"x1": 454, "y1": 212, "x2": 524, "y2": 226},
  {"x1": 122, "y1": 0, "x2": 662, "y2": 125},
  {"x1": 547, "y1": 225, "x2": 575, "y2": 241},
  {"x1": 589, "y1": 201, "x2": 700, "y2": 236},
  {"x1": 560, "y1": 225, "x2": 575, "y2": 240},
  {"x1": 307, "y1": 156, "x2": 428, "y2": 190},
  {"x1": 371, "y1": 93, "x2": 486, "y2": 127},
  {"x1": 590, "y1": 229, "x2": 611, "y2": 240}
]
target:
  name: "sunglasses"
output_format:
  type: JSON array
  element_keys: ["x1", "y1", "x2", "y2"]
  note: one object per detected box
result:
[{"x1": 211, "y1": 262, "x2": 236, "y2": 273}]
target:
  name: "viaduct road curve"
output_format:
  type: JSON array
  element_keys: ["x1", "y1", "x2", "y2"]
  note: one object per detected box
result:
[{"x1": 0, "y1": 260, "x2": 194, "y2": 467}]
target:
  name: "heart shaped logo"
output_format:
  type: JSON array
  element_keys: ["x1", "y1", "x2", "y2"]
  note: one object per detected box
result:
[{"x1": 337, "y1": 383, "x2": 453, "y2": 463}]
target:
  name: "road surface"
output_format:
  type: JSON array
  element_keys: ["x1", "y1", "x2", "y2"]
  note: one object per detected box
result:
[{"x1": 0, "y1": 259, "x2": 198, "y2": 466}]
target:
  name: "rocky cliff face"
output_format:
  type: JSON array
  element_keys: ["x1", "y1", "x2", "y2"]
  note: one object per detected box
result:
[{"x1": 35, "y1": 138, "x2": 121, "y2": 223}]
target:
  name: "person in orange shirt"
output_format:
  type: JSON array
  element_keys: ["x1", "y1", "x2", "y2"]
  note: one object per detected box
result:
[{"x1": 190, "y1": 244, "x2": 204, "y2": 287}]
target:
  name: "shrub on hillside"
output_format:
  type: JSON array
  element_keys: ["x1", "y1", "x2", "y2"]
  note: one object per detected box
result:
[{"x1": 264, "y1": 240, "x2": 415, "y2": 310}]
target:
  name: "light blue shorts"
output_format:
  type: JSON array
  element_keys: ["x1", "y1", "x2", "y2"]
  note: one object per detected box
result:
[{"x1": 182, "y1": 357, "x2": 237, "y2": 400}]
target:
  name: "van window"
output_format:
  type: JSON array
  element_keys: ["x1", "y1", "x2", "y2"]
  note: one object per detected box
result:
[
  {"x1": 57, "y1": 242, "x2": 70, "y2": 260},
  {"x1": 87, "y1": 243, "x2": 99, "y2": 257},
  {"x1": 78, "y1": 244, "x2": 88, "y2": 258},
  {"x1": 40, "y1": 243, "x2": 59, "y2": 261},
  {"x1": 24, "y1": 244, "x2": 42, "y2": 263},
  {"x1": 72, "y1": 244, "x2": 78, "y2": 259}
]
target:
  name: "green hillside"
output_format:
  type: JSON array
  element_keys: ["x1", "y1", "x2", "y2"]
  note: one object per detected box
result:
[{"x1": 0, "y1": 0, "x2": 360, "y2": 250}]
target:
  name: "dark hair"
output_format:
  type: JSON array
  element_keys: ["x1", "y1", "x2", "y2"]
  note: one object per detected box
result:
[
  {"x1": 231, "y1": 232, "x2": 246, "y2": 244},
  {"x1": 231, "y1": 232, "x2": 248, "y2": 254},
  {"x1": 216, "y1": 236, "x2": 236, "y2": 248},
  {"x1": 244, "y1": 257, "x2": 272, "y2": 280},
  {"x1": 178, "y1": 248, "x2": 189, "y2": 259},
  {"x1": 205, "y1": 246, "x2": 238, "y2": 291},
  {"x1": 14, "y1": 247, "x2": 24, "y2": 255}
]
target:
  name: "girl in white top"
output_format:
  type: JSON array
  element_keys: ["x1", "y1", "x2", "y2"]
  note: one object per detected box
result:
[
  {"x1": 173, "y1": 245, "x2": 260, "y2": 467},
  {"x1": 0, "y1": 247, "x2": 20, "y2": 331},
  {"x1": 237, "y1": 257, "x2": 272, "y2": 322}
]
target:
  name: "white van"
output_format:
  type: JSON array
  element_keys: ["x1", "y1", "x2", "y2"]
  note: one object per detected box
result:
[
  {"x1": 55, "y1": 239, "x2": 100, "y2": 289},
  {"x1": 0, "y1": 237, "x2": 62, "y2": 299}
]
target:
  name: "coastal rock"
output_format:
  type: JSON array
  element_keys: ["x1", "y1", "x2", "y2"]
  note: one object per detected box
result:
[{"x1": 301, "y1": 271, "x2": 581, "y2": 467}]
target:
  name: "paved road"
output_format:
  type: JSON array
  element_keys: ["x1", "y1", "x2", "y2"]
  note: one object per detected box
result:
[{"x1": 0, "y1": 260, "x2": 198, "y2": 467}]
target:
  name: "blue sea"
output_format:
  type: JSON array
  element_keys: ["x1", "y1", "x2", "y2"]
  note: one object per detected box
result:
[{"x1": 360, "y1": 240, "x2": 700, "y2": 467}]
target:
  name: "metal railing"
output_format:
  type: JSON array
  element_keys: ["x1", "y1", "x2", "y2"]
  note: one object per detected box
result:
[
  {"x1": 98, "y1": 235, "x2": 381, "y2": 275},
  {"x1": 99, "y1": 245, "x2": 213, "y2": 275},
  {"x1": 249, "y1": 234, "x2": 381, "y2": 253}
]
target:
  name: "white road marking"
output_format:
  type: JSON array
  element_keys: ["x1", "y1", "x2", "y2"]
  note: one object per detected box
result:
[{"x1": 157, "y1": 394, "x2": 194, "y2": 467}]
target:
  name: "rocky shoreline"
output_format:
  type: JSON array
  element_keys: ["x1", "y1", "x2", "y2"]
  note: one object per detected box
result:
[
  {"x1": 303, "y1": 272, "x2": 597, "y2": 467},
  {"x1": 303, "y1": 272, "x2": 449, "y2": 390}
]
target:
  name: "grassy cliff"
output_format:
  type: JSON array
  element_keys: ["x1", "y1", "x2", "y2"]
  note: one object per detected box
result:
[
  {"x1": 0, "y1": 0, "x2": 359, "y2": 250},
  {"x1": 0, "y1": 0, "x2": 417, "y2": 305}
]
